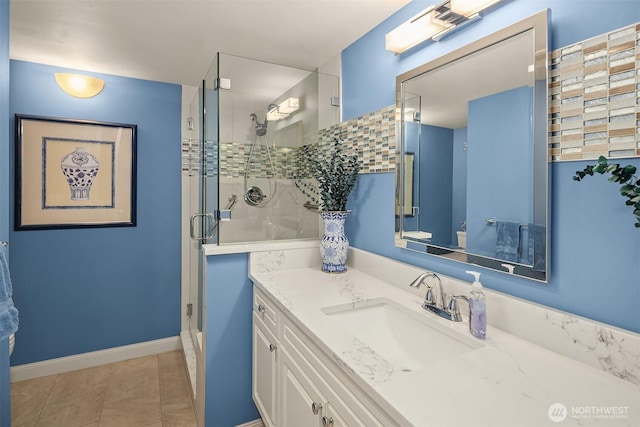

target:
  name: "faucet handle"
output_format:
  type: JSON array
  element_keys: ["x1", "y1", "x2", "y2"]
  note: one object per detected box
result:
[
  {"x1": 424, "y1": 286, "x2": 436, "y2": 305},
  {"x1": 447, "y1": 295, "x2": 468, "y2": 322}
]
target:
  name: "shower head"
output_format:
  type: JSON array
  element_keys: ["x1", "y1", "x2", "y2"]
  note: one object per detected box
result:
[{"x1": 250, "y1": 112, "x2": 268, "y2": 136}]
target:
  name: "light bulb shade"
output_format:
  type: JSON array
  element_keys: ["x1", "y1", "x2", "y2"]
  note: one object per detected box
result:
[
  {"x1": 266, "y1": 110, "x2": 288, "y2": 121},
  {"x1": 277, "y1": 97, "x2": 299, "y2": 114},
  {"x1": 385, "y1": 8, "x2": 448, "y2": 53},
  {"x1": 449, "y1": 0, "x2": 503, "y2": 17},
  {"x1": 54, "y1": 73, "x2": 105, "y2": 98},
  {"x1": 266, "y1": 97, "x2": 300, "y2": 121}
]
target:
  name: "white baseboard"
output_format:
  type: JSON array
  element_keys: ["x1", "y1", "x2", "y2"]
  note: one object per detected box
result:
[
  {"x1": 10, "y1": 336, "x2": 181, "y2": 382},
  {"x1": 236, "y1": 419, "x2": 264, "y2": 427}
]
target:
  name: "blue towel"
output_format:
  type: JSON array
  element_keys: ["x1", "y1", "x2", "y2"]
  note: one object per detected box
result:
[
  {"x1": 495, "y1": 221, "x2": 521, "y2": 262},
  {"x1": 0, "y1": 245, "x2": 19, "y2": 341},
  {"x1": 522, "y1": 225, "x2": 534, "y2": 265},
  {"x1": 530, "y1": 223, "x2": 546, "y2": 272}
]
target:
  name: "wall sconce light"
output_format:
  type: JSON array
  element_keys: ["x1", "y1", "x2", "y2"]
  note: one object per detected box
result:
[
  {"x1": 385, "y1": 0, "x2": 505, "y2": 54},
  {"x1": 54, "y1": 73, "x2": 105, "y2": 98},
  {"x1": 266, "y1": 97, "x2": 300, "y2": 121}
]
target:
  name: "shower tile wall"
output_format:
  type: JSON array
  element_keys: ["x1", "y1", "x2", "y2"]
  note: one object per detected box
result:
[{"x1": 218, "y1": 142, "x2": 295, "y2": 178}]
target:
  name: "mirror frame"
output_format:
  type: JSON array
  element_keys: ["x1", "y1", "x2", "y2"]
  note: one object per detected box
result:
[{"x1": 395, "y1": 9, "x2": 550, "y2": 283}]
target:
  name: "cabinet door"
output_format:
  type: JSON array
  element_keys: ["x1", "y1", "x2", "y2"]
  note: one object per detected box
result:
[
  {"x1": 253, "y1": 313, "x2": 278, "y2": 427},
  {"x1": 322, "y1": 405, "x2": 349, "y2": 427},
  {"x1": 280, "y1": 348, "x2": 324, "y2": 427}
]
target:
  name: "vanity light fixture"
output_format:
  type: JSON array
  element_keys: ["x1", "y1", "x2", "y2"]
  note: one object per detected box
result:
[
  {"x1": 385, "y1": 0, "x2": 505, "y2": 54},
  {"x1": 449, "y1": 0, "x2": 503, "y2": 16},
  {"x1": 54, "y1": 73, "x2": 105, "y2": 98},
  {"x1": 266, "y1": 97, "x2": 300, "y2": 121}
]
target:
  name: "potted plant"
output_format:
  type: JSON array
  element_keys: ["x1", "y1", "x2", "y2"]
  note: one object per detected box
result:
[{"x1": 293, "y1": 138, "x2": 360, "y2": 273}]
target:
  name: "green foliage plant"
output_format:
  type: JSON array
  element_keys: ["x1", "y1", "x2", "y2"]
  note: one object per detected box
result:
[
  {"x1": 293, "y1": 138, "x2": 360, "y2": 212},
  {"x1": 573, "y1": 156, "x2": 640, "y2": 228}
]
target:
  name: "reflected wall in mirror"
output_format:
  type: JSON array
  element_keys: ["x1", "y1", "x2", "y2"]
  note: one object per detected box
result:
[{"x1": 395, "y1": 10, "x2": 549, "y2": 282}]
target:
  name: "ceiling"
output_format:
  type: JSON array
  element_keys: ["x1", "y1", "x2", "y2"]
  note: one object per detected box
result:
[{"x1": 9, "y1": 0, "x2": 411, "y2": 87}]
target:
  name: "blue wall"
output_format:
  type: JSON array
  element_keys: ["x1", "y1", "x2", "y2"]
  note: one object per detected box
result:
[
  {"x1": 466, "y1": 86, "x2": 532, "y2": 258},
  {"x1": 419, "y1": 124, "x2": 453, "y2": 246},
  {"x1": 0, "y1": 0, "x2": 11, "y2": 423},
  {"x1": 205, "y1": 254, "x2": 259, "y2": 426},
  {"x1": 343, "y1": 0, "x2": 640, "y2": 332},
  {"x1": 451, "y1": 127, "x2": 467, "y2": 244},
  {"x1": 9, "y1": 61, "x2": 182, "y2": 364}
]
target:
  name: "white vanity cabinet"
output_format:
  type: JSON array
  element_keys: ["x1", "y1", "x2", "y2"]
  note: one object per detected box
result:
[
  {"x1": 280, "y1": 346, "x2": 347, "y2": 427},
  {"x1": 253, "y1": 287, "x2": 398, "y2": 427}
]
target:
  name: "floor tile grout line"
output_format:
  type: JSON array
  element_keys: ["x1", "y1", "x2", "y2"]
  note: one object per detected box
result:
[
  {"x1": 155, "y1": 354, "x2": 166, "y2": 424},
  {"x1": 33, "y1": 373, "x2": 60, "y2": 427},
  {"x1": 96, "y1": 363, "x2": 115, "y2": 427}
]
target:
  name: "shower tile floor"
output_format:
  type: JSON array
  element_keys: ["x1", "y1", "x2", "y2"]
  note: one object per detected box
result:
[{"x1": 11, "y1": 351, "x2": 197, "y2": 427}]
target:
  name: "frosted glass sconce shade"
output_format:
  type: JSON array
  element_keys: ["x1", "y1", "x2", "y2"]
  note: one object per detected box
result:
[
  {"x1": 385, "y1": 7, "x2": 448, "y2": 54},
  {"x1": 450, "y1": 0, "x2": 503, "y2": 16},
  {"x1": 385, "y1": 0, "x2": 506, "y2": 53},
  {"x1": 54, "y1": 73, "x2": 105, "y2": 98}
]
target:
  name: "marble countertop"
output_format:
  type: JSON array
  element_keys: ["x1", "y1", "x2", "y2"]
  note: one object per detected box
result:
[{"x1": 250, "y1": 264, "x2": 640, "y2": 426}]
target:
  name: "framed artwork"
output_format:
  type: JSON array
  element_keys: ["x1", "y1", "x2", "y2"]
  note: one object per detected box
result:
[{"x1": 15, "y1": 115, "x2": 137, "y2": 230}]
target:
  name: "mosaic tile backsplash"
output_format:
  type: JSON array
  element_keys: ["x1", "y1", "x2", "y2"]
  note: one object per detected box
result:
[
  {"x1": 549, "y1": 22, "x2": 639, "y2": 161},
  {"x1": 211, "y1": 105, "x2": 396, "y2": 178}
]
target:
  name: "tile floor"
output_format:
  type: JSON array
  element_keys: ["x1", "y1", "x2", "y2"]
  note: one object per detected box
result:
[{"x1": 10, "y1": 351, "x2": 197, "y2": 427}]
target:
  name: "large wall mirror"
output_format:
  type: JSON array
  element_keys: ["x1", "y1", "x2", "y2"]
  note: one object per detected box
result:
[{"x1": 395, "y1": 10, "x2": 550, "y2": 282}]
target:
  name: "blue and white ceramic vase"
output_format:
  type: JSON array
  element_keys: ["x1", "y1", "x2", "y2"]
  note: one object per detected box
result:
[{"x1": 320, "y1": 211, "x2": 349, "y2": 273}]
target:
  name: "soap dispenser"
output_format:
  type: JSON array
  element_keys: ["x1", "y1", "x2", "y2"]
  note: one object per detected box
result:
[{"x1": 466, "y1": 270, "x2": 486, "y2": 339}]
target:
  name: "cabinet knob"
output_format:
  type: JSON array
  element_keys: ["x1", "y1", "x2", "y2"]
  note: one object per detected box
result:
[
  {"x1": 311, "y1": 402, "x2": 322, "y2": 415},
  {"x1": 322, "y1": 416, "x2": 334, "y2": 427},
  {"x1": 269, "y1": 343, "x2": 277, "y2": 352},
  {"x1": 257, "y1": 304, "x2": 266, "y2": 313}
]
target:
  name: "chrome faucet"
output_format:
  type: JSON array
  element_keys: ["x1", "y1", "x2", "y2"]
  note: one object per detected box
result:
[{"x1": 409, "y1": 272, "x2": 463, "y2": 322}]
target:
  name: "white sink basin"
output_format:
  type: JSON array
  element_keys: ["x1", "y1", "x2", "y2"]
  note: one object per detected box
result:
[{"x1": 322, "y1": 298, "x2": 483, "y2": 371}]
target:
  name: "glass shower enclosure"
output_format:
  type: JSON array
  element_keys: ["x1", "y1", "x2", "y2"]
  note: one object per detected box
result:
[
  {"x1": 203, "y1": 53, "x2": 340, "y2": 244},
  {"x1": 183, "y1": 52, "x2": 340, "y2": 396}
]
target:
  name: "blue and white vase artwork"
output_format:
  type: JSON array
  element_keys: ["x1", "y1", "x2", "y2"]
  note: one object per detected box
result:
[
  {"x1": 61, "y1": 147, "x2": 100, "y2": 201},
  {"x1": 320, "y1": 211, "x2": 350, "y2": 273}
]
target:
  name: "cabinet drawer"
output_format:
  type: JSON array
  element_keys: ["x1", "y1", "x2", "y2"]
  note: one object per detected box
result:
[
  {"x1": 254, "y1": 288, "x2": 278, "y2": 333},
  {"x1": 282, "y1": 318, "x2": 399, "y2": 427}
]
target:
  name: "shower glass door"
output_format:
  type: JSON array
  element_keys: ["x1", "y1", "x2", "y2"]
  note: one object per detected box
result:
[
  {"x1": 183, "y1": 81, "x2": 205, "y2": 364},
  {"x1": 186, "y1": 54, "x2": 220, "y2": 355},
  {"x1": 216, "y1": 53, "x2": 340, "y2": 244}
]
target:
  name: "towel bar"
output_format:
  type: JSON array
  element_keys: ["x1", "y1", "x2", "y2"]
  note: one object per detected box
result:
[{"x1": 486, "y1": 219, "x2": 529, "y2": 228}]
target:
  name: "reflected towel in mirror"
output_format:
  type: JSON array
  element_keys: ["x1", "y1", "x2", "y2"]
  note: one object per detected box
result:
[
  {"x1": 528, "y1": 223, "x2": 546, "y2": 272},
  {"x1": 0, "y1": 245, "x2": 19, "y2": 341},
  {"x1": 495, "y1": 221, "x2": 520, "y2": 262}
]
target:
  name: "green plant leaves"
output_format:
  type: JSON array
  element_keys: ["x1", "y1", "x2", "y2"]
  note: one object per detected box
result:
[
  {"x1": 574, "y1": 157, "x2": 640, "y2": 228},
  {"x1": 292, "y1": 137, "x2": 360, "y2": 211}
]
